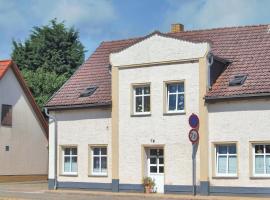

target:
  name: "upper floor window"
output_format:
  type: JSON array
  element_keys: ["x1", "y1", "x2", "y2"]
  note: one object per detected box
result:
[
  {"x1": 215, "y1": 144, "x2": 237, "y2": 177},
  {"x1": 62, "y1": 147, "x2": 78, "y2": 175},
  {"x1": 253, "y1": 144, "x2": 270, "y2": 176},
  {"x1": 166, "y1": 82, "x2": 184, "y2": 113},
  {"x1": 133, "y1": 85, "x2": 150, "y2": 115},
  {"x1": 1, "y1": 104, "x2": 12, "y2": 126}
]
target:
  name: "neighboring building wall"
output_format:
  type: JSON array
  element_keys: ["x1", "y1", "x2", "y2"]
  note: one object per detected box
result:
[
  {"x1": 118, "y1": 62, "x2": 201, "y2": 186},
  {"x1": 48, "y1": 108, "x2": 112, "y2": 184},
  {"x1": 0, "y1": 68, "x2": 48, "y2": 175},
  {"x1": 208, "y1": 99, "x2": 270, "y2": 187}
]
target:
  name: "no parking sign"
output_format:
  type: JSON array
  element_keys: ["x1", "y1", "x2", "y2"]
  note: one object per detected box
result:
[
  {"x1": 188, "y1": 113, "x2": 199, "y2": 128},
  {"x1": 188, "y1": 113, "x2": 200, "y2": 196},
  {"x1": 188, "y1": 113, "x2": 199, "y2": 144}
]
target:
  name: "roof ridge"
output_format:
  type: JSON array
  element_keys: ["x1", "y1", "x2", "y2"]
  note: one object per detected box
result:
[
  {"x1": 101, "y1": 36, "x2": 142, "y2": 44},
  {"x1": 173, "y1": 23, "x2": 269, "y2": 33},
  {"x1": 101, "y1": 24, "x2": 269, "y2": 45}
]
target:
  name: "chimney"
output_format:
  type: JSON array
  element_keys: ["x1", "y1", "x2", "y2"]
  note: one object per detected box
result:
[{"x1": 171, "y1": 23, "x2": 184, "y2": 33}]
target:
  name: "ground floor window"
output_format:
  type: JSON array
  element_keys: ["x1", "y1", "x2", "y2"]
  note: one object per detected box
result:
[
  {"x1": 253, "y1": 144, "x2": 270, "y2": 176},
  {"x1": 62, "y1": 147, "x2": 78, "y2": 175},
  {"x1": 91, "y1": 147, "x2": 107, "y2": 176},
  {"x1": 215, "y1": 144, "x2": 237, "y2": 176}
]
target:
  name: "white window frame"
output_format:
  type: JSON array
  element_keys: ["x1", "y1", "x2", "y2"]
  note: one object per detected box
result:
[
  {"x1": 215, "y1": 144, "x2": 237, "y2": 177},
  {"x1": 133, "y1": 85, "x2": 150, "y2": 115},
  {"x1": 62, "y1": 147, "x2": 78, "y2": 175},
  {"x1": 253, "y1": 144, "x2": 270, "y2": 177},
  {"x1": 91, "y1": 147, "x2": 108, "y2": 176},
  {"x1": 166, "y1": 82, "x2": 185, "y2": 113}
]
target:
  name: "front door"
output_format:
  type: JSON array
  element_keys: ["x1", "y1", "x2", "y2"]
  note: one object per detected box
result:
[{"x1": 147, "y1": 148, "x2": 164, "y2": 193}]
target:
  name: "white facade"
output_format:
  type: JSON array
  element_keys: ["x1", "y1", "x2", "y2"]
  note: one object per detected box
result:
[
  {"x1": 48, "y1": 108, "x2": 112, "y2": 183},
  {"x1": 208, "y1": 99, "x2": 270, "y2": 187},
  {"x1": 47, "y1": 33, "x2": 270, "y2": 195},
  {"x1": 112, "y1": 33, "x2": 208, "y2": 192},
  {"x1": 117, "y1": 62, "x2": 200, "y2": 186},
  {"x1": 0, "y1": 68, "x2": 48, "y2": 175}
]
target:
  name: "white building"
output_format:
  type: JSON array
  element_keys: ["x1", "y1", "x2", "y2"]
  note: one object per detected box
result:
[
  {"x1": 0, "y1": 60, "x2": 48, "y2": 182},
  {"x1": 45, "y1": 24, "x2": 270, "y2": 196}
]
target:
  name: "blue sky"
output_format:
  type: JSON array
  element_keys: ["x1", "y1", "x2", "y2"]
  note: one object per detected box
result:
[{"x1": 1, "y1": 0, "x2": 270, "y2": 60}]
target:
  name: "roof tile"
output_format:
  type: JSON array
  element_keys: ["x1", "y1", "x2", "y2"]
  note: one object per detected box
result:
[{"x1": 46, "y1": 24, "x2": 270, "y2": 107}]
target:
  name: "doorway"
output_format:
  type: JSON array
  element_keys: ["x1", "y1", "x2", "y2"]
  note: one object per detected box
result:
[{"x1": 147, "y1": 148, "x2": 164, "y2": 193}]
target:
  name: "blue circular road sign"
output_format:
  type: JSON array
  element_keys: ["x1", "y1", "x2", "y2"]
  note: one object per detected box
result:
[{"x1": 189, "y1": 113, "x2": 199, "y2": 128}]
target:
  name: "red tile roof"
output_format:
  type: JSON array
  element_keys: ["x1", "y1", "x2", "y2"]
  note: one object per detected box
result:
[
  {"x1": 0, "y1": 60, "x2": 12, "y2": 80},
  {"x1": 0, "y1": 60, "x2": 48, "y2": 137},
  {"x1": 46, "y1": 24, "x2": 270, "y2": 108}
]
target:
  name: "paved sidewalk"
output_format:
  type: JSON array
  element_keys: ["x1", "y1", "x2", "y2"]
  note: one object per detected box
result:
[{"x1": 0, "y1": 181, "x2": 269, "y2": 200}]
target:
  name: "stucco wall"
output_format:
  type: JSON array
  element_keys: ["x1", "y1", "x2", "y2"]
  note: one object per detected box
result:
[
  {"x1": 0, "y1": 68, "x2": 48, "y2": 175},
  {"x1": 49, "y1": 108, "x2": 112, "y2": 183},
  {"x1": 110, "y1": 34, "x2": 208, "y2": 67},
  {"x1": 208, "y1": 99, "x2": 270, "y2": 187},
  {"x1": 118, "y1": 62, "x2": 201, "y2": 186}
]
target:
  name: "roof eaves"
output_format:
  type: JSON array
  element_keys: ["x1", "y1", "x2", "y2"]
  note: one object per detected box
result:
[
  {"x1": 205, "y1": 92, "x2": 270, "y2": 102},
  {"x1": 45, "y1": 102, "x2": 112, "y2": 111}
]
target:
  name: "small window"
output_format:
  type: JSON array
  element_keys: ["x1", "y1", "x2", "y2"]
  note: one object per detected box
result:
[
  {"x1": 215, "y1": 144, "x2": 237, "y2": 177},
  {"x1": 91, "y1": 147, "x2": 107, "y2": 176},
  {"x1": 5, "y1": 146, "x2": 9, "y2": 152},
  {"x1": 133, "y1": 85, "x2": 150, "y2": 114},
  {"x1": 62, "y1": 147, "x2": 78, "y2": 175},
  {"x1": 166, "y1": 82, "x2": 184, "y2": 113},
  {"x1": 229, "y1": 75, "x2": 247, "y2": 86},
  {"x1": 1, "y1": 104, "x2": 12, "y2": 126},
  {"x1": 80, "y1": 86, "x2": 98, "y2": 97},
  {"x1": 253, "y1": 144, "x2": 270, "y2": 176}
]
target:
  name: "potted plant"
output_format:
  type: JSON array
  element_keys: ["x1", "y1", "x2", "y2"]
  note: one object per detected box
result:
[{"x1": 142, "y1": 177, "x2": 155, "y2": 193}]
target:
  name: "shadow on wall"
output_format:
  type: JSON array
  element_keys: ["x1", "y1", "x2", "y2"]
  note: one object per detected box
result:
[
  {"x1": 208, "y1": 99, "x2": 270, "y2": 113},
  {"x1": 56, "y1": 108, "x2": 111, "y2": 121}
]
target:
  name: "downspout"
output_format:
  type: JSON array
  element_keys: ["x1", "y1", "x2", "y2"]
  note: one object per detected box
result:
[
  {"x1": 207, "y1": 52, "x2": 214, "y2": 88},
  {"x1": 44, "y1": 108, "x2": 58, "y2": 190}
]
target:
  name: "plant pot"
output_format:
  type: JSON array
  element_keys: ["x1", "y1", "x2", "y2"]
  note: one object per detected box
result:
[{"x1": 144, "y1": 185, "x2": 152, "y2": 193}]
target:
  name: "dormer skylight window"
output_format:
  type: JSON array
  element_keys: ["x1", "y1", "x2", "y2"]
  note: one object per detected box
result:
[
  {"x1": 229, "y1": 75, "x2": 247, "y2": 86},
  {"x1": 80, "y1": 86, "x2": 98, "y2": 97}
]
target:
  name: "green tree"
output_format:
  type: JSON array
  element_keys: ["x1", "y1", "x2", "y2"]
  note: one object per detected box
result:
[{"x1": 12, "y1": 19, "x2": 85, "y2": 108}]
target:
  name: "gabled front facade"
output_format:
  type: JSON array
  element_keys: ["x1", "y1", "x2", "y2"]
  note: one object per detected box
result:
[
  {"x1": 0, "y1": 60, "x2": 48, "y2": 181},
  {"x1": 110, "y1": 34, "x2": 209, "y2": 193},
  {"x1": 46, "y1": 24, "x2": 270, "y2": 196}
]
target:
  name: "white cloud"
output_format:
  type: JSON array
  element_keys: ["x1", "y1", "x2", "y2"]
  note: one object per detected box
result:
[
  {"x1": 164, "y1": 0, "x2": 270, "y2": 30},
  {"x1": 0, "y1": 0, "x2": 117, "y2": 59},
  {"x1": 43, "y1": 0, "x2": 116, "y2": 26}
]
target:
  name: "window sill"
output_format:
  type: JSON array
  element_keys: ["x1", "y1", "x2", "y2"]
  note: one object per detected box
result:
[
  {"x1": 131, "y1": 113, "x2": 151, "y2": 117},
  {"x1": 163, "y1": 111, "x2": 186, "y2": 116},
  {"x1": 250, "y1": 176, "x2": 270, "y2": 179},
  {"x1": 88, "y1": 174, "x2": 108, "y2": 178},
  {"x1": 1, "y1": 124, "x2": 12, "y2": 128},
  {"x1": 60, "y1": 174, "x2": 78, "y2": 177},
  {"x1": 212, "y1": 176, "x2": 238, "y2": 179}
]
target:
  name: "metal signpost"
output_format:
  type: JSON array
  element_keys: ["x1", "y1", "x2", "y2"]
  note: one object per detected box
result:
[{"x1": 188, "y1": 113, "x2": 199, "y2": 196}]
